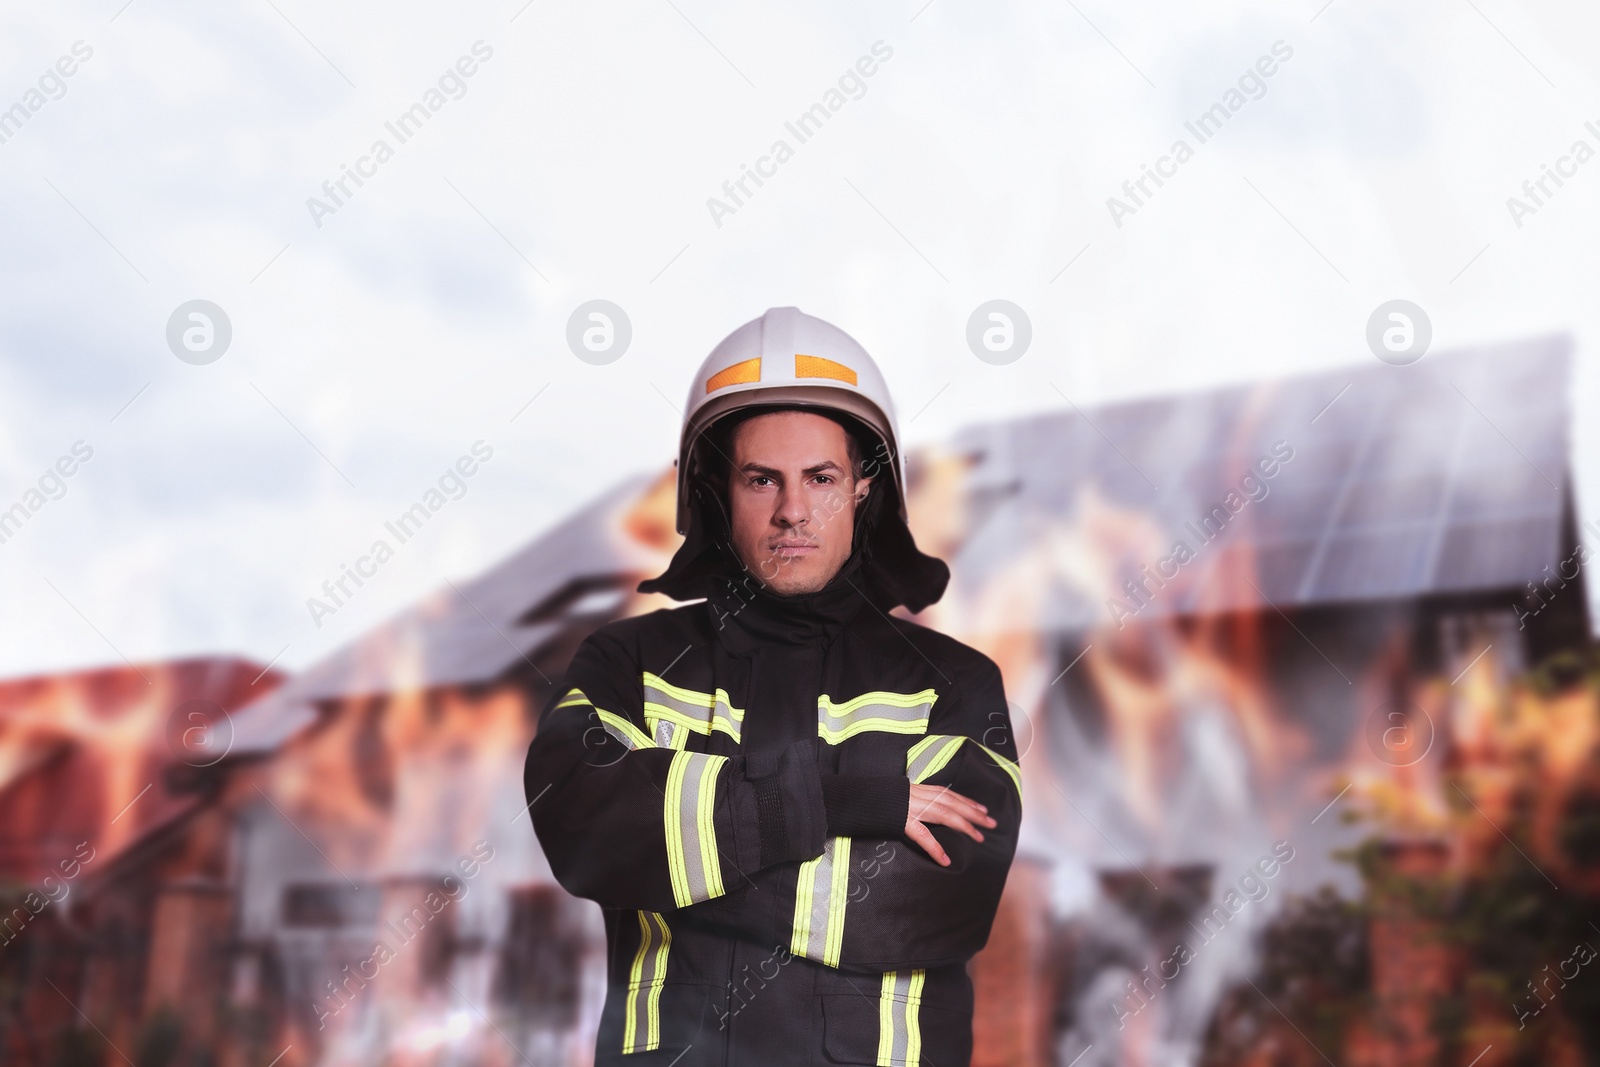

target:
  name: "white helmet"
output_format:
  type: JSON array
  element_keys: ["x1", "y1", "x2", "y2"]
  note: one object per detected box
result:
[{"x1": 673, "y1": 307, "x2": 907, "y2": 536}]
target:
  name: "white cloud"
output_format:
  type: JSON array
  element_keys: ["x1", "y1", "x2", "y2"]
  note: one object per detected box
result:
[{"x1": 1, "y1": 0, "x2": 1596, "y2": 676}]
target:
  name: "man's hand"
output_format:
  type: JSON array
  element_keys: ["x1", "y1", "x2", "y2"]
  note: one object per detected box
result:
[{"x1": 905, "y1": 783, "x2": 997, "y2": 866}]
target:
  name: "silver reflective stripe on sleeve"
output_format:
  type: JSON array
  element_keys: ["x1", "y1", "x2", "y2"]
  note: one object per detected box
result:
[
  {"x1": 816, "y1": 689, "x2": 938, "y2": 744},
  {"x1": 556, "y1": 689, "x2": 655, "y2": 751},
  {"x1": 664, "y1": 751, "x2": 728, "y2": 907},
  {"x1": 905, "y1": 734, "x2": 966, "y2": 783},
  {"x1": 905, "y1": 733, "x2": 1023, "y2": 801},
  {"x1": 596, "y1": 708, "x2": 653, "y2": 750},
  {"x1": 790, "y1": 836, "x2": 851, "y2": 967},
  {"x1": 876, "y1": 969, "x2": 925, "y2": 1065},
  {"x1": 653, "y1": 717, "x2": 683, "y2": 749}
]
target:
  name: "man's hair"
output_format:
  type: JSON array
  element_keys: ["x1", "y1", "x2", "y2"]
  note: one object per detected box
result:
[{"x1": 697, "y1": 405, "x2": 869, "y2": 489}]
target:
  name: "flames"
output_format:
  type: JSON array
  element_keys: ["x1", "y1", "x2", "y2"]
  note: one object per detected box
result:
[
  {"x1": 256, "y1": 465, "x2": 687, "y2": 877},
  {"x1": 902, "y1": 434, "x2": 1599, "y2": 1066},
  {"x1": 0, "y1": 665, "x2": 205, "y2": 869},
  {"x1": 264, "y1": 677, "x2": 534, "y2": 877},
  {"x1": 231, "y1": 446, "x2": 1596, "y2": 1066},
  {"x1": 1328, "y1": 630, "x2": 1600, "y2": 893},
  {"x1": 239, "y1": 476, "x2": 688, "y2": 1062},
  {"x1": 909, "y1": 446, "x2": 1307, "y2": 848},
  {"x1": 904, "y1": 434, "x2": 1598, "y2": 882},
  {"x1": 6, "y1": 436, "x2": 1596, "y2": 1067}
]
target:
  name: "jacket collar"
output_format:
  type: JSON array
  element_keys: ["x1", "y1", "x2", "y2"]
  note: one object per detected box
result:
[{"x1": 703, "y1": 539, "x2": 874, "y2": 653}]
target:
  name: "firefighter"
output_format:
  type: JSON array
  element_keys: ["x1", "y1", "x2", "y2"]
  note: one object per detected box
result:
[{"x1": 524, "y1": 306, "x2": 1021, "y2": 1065}]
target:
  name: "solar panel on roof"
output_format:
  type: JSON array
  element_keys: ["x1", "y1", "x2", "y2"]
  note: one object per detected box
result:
[
  {"x1": 950, "y1": 333, "x2": 1572, "y2": 629},
  {"x1": 1433, "y1": 517, "x2": 1562, "y2": 593},
  {"x1": 233, "y1": 334, "x2": 1577, "y2": 728},
  {"x1": 1304, "y1": 526, "x2": 1438, "y2": 601}
]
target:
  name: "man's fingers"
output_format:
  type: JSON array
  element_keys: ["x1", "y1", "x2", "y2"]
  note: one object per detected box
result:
[
  {"x1": 911, "y1": 795, "x2": 989, "y2": 842},
  {"x1": 940, "y1": 795, "x2": 996, "y2": 828},
  {"x1": 908, "y1": 785, "x2": 997, "y2": 828},
  {"x1": 904, "y1": 780, "x2": 1004, "y2": 859},
  {"x1": 909, "y1": 795, "x2": 943, "y2": 821},
  {"x1": 912, "y1": 788, "x2": 980, "y2": 819},
  {"x1": 928, "y1": 806, "x2": 985, "y2": 842},
  {"x1": 904, "y1": 821, "x2": 950, "y2": 866}
]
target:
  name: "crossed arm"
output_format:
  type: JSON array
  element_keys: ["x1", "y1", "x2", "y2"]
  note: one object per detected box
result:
[
  {"x1": 906, "y1": 782, "x2": 995, "y2": 865},
  {"x1": 522, "y1": 626, "x2": 1022, "y2": 971}
]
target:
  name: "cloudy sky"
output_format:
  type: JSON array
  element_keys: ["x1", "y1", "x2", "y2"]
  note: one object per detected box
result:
[{"x1": 0, "y1": 0, "x2": 1596, "y2": 679}]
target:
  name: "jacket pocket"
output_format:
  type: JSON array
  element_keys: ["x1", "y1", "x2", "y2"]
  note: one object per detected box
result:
[
  {"x1": 820, "y1": 994, "x2": 879, "y2": 1064},
  {"x1": 819, "y1": 990, "x2": 971, "y2": 1066}
]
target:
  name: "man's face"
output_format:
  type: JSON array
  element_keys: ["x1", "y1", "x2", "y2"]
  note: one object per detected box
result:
[{"x1": 725, "y1": 410, "x2": 871, "y2": 596}]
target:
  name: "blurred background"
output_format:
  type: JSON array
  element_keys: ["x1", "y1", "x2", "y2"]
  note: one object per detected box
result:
[{"x1": 2, "y1": 2, "x2": 1599, "y2": 1065}]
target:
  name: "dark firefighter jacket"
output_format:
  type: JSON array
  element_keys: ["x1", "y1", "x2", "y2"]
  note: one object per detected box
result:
[{"x1": 523, "y1": 465, "x2": 1021, "y2": 1066}]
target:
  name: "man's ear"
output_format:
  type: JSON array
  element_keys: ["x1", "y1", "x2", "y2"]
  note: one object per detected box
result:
[{"x1": 854, "y1": 475, "x2": 873, "y2": 503}]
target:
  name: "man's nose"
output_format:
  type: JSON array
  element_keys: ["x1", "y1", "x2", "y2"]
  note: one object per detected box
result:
[{"x1": 775, "y1": 484, "x2": 811, "y2": 527}]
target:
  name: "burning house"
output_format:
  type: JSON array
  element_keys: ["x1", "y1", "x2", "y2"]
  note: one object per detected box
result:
[
  {"x1": 2, "y1": 332, "x2": 1595, "y2": 1067},
  {"x1": 0, "y1": 657, "x2": 286, "y2": 1065}
]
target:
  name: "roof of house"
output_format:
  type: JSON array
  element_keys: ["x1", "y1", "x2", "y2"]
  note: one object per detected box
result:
[
  {"x1": 224, "y1": 470, "x2": 669, "y2": 756},
  {"x1": 224, "y1": 334, "x2": 1577, "y2": 749},
  {"x1": 945, "y1": 333, "x2": 1573, "y2": 629},
  {"x1": 0, "y1": 656, "x2": 284, "y2": 883}
]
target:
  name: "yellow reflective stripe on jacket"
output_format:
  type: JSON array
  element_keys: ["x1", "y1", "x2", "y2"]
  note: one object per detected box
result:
[
  {"x1": 622, "y1": 910, "x2": 671, "y2": 1053},
  {"x1": 597, "y1": 709, "x2": 654, "y2": 750},
  {"x1": 905, "y1": 734, "x2": 966, "y2": 783},
  {"x1": 976, "y1": 743, "x2": 1022, "y2": 799},
  {"x1": 556, "y1": 688, "x2": 656, "y2": 751},
  {"x1": 642, "y1": 671, "x2": 744, "y2": 745},
  {"x1": 816, "y1": 689, "x2": 937, "y2": 744},
  {"x1": 790, "y1": 836, "x2": 851, "y2": 967},
  {"x1": 876, "y1": 969, "x2": 925, "y2": 1065},
  {"x1": 664, "y1": 751, "x2": 727, "y2": 907},
  {"x1": 904, "y1": 734, "x2": 1022, "y2": 801}
]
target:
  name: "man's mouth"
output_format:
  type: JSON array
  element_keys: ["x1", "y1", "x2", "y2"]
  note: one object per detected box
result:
[{"x1": 771, "y1": 541, "x2": 818, "y2": 557}]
